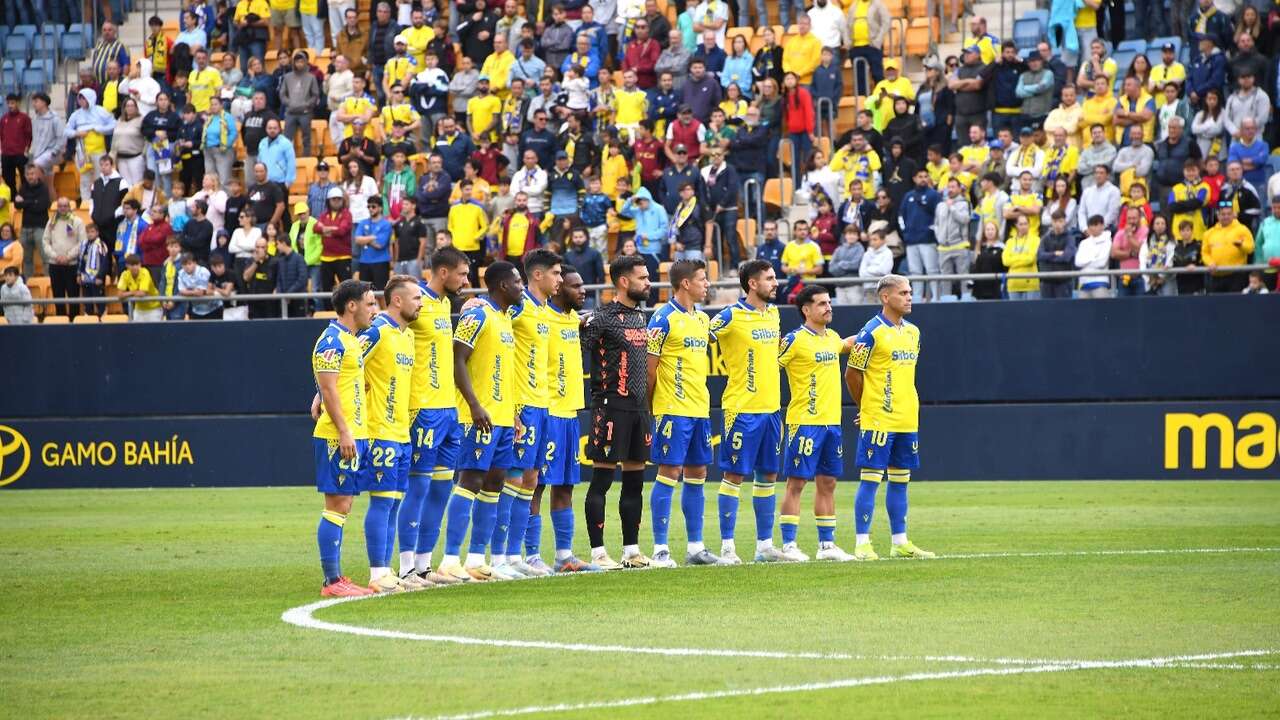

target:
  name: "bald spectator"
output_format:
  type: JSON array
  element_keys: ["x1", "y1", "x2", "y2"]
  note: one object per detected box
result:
[
  {"x1": 44, "y1": 197, "x2": 89, "y2": 318},
  {"x1": 89, "y1": 23, "x2": 131, "y2": 87}
]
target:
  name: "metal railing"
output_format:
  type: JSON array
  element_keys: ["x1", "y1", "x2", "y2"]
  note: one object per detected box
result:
[
  {"x1": 850, "y1": 56, "x2": 873, "y2": 99},
  {"x1": 5, "y1": 265, "x2": 1269, "y2": 320},
  {"x1": 741, "y1": 177, "x2": 764, "y2": 247},
  {"x1": 815, "y1": 97, "x2": 835, "y2": 145}
]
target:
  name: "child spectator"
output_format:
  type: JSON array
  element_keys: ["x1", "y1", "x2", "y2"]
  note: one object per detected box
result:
[
  {"x1": 829, "y1": 226, "x2": 866, "y2": 304},
  {"x1": 177, "y1": 252, "x2": 222, "y2": 319},
  {"x1": 116, "y1": 253, "x2": 163, "y2": 321},
  {"x1": 168, "y1": 181, "x2": 191, "y2": 233},
  {"x1": 78, "y1": 224, "x2": 111, "y2": 316},
  {"x1": 1, "y1": 265, "x2": 33, "y2": 324},
  {"x1": 581, "y1": 176, "x2": 613, "y2": 255},
  {"x1": 1242, "y1": 271, "x2": 1270, "y2": 294},
  {"x1": 1170, "y1": 219, "x2": 1204, "y2": 295},
  {"x1": 147, "y1": 128, "x2": 176, "y2": 195},
  {"x1": 810, "y1": 47, "x2": 842, "y2": 120},
  {"x1": 600, "y1": 141, "x2": 630, "y2": 200},
  {"x1": 858, "y1": 228, "x2": 894, "y2": 303},
  {"x1": 161, "y1": 237, "x2": 187, "y2": 320},
  {"x1": 1074, "y1": 214, "x2": 1114, "y2": 298},
  {"x1": 1142, "y1": 214, "x2": 1176, "y2": 296},
  {"x1": 810, "y1": 195, "x2": 838, "y2": 257}
]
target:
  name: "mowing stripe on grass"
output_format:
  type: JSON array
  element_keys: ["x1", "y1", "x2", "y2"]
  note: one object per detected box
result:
[
  {"x1": 282, "y1": 547, "x2": 1280, "y2": 665},
  {"x1": 390, "y1": 651, "x2": 1277, "y2": 720}
]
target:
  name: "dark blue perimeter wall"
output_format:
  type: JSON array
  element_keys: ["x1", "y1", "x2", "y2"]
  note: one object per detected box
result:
[{"x1": 2, "y1": 296, "x2": 1278, "y2": 488}]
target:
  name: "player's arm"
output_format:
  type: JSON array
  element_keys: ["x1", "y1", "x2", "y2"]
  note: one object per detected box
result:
[
  {"x1": 843, "y1": 365, "x2": 864, "y2": 407},
  {"x1": 645, "y1": 313, "x2": 669, "y2": 413},
  {"x1": 844, "y1": 330, "x2": 874, "y2": 411},
  {"x1": 453, "y1": 339, "x2": 492, "y2": 433},
  {"x1": 316, "y1": 372, "x2": 356, "y2": 460}
]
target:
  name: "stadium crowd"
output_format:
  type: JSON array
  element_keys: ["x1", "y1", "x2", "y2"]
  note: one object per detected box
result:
[{"x1": 1, "y1": 0, "x2": 1279, "y2": 324}]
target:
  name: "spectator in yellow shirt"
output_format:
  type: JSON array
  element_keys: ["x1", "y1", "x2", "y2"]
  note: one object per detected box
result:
[
  {"x1": 867, "y1": 58, "x2": 915, "y2": 131},
  {"x1": 402, "y1": 8, "x2": 435, "y2": 69},
  {"x1": 781, "y1": 219, "x2": 824, "y2": 280},
  {"x1": 187, "y1": 49, "x2": 222, "y2": 114},
  {"x1": 447, "y1": 179, "x2": 490, "y2": 272},
  {"x1": 1202, "y1": 202, "x2": 1256, "y2": 293},
  {"x1": 782, "y1": 15, "x2": 823, "y2": 85},
  {"x1": 467, "y1": 77, "x2": 503, "y2": 143},
  {"x1": 480, "y1": 35, "x2": 517, "y2": 101}
]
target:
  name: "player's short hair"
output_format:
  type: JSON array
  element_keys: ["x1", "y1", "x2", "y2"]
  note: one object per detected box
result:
[
  {"x1": 384, "y1": 274, "x2": 418, "y2": 303},
  {"x1": 332, "y1": 279, "x2": 373, "y2": 315},
  {"x1": 610, "y1": 255, "x2": 646, "y2": 285},
  {"x1": 793, "y1": 284, "x2": 828, "y2": 310},
  {"x1": 738, "y1": 259, "x2": 773, "y2": 292},
  {"x1": 523, "y1": 248, "x2": 562, "y2": 277},
  {"x1": 430, "y1": 246, "x2": 469, "y2": 271},
  {"x1": 484, "y1": 260, "x2": 519, "y2": 292},
  {"x1": 877, "y1": 274, "x2": 909, "y2": 299},
  {"x1": 559, "y1": 262, "x2": 579, "y2": 278},
  {"x1": 668, "y1": 259, "x2": 705, "y2": 290}
]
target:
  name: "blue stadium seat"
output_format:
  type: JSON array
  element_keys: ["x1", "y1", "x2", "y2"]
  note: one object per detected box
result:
[
  {"x1": 1149, "y1": 36, "x2": 1182, "y2": 58},
  {"x1": 3, "y1": 35, "x2": 29, "y2": 63},
  {"x1": 30, "y1": 34, "x2": 57, "y2": 65},
  {"x1": 0, "y1": 60, "x2": 17, "y2": 96},
  {"x1": 27, "y1": 58, "x2": 54, "y2": 84},
  {"x1": 61, "y1": 30, "x2": 87, "y2": 61},
  {"x1": 19, "y1": 66, "x2": 47, "y2": 96},
  {"x1": 12, "y1": 25, "x2": 38, "y2": 44},
  {"x1": 1023, "y1": 8, "x2": 1049, "y2": 28},
  {"x1": 1012, "y1": 18, "x2": 1043, "y2": 50},
  {"x1": 0, "y1": 29, "x2": 9, "y2": 56},
  {"x1": 1116, "y1": 39, "x2": 1147, "y2": 54},
  {"x1": 82, "y1": 23, "x2": 96, "y2": 46},
  {"x1": 1112, "y1": 49, "x2": 1138, "y2": 77}
]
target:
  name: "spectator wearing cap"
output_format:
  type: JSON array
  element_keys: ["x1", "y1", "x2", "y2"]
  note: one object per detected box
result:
[
  {"x1": 783, "y1": 14, "x2": 823, "y2": 86},
  {"x1": 868, "y1": 58, "x2": 915, "y2": 131},
  {"x1": 659, "y1": 143, "x2": 704, "y2": 213},
  {"x1": 1202, "y1": 200, "x2": 1255, "y2": 292},
  {"x1": 1188, "y1": 36, "x2": 1227, "y2": 108},
  {"x1": 307, "y1": 162, "x2": 338, "y2": 220},
  {"x1": 289, "y1": 200, "x2": 323, "y2": 301},
  {"x1": 846, "y1": 0, "x2": 890, "y2": 95},
  {"x1": 355, "y1": 195, "x2": 393, "y2": 290},
  {"x1": 1150, "y1": 43, "x2": 1187, "y2": 105},
  {"x1": 384, "y1": 34, "x2": 418, "y2": 100},
  {"x1": 467, "y1": 75, "x2": 503, "y2": 144},
  {"x1": 279, "y1": 52, "x2": 320, "y2": 156},
  {"x1": 988, "y1": 41, "x2": 1025, "y2": 136},
  {"x1": 1015, "y1": 53, "x2": 1054, "y2": 131},
  {"x1": 1188, "y1": 0, "x2": 1233, "y2": 64},
  {"x1": 665, "y1": 105, "x2": 705, "y2": 165},
  {"x1": 315, "y1": 187, "x2": 354, "y2": 294},
  {"x1": 949, "y1": 45, "x2": 992, "y2": 134}
]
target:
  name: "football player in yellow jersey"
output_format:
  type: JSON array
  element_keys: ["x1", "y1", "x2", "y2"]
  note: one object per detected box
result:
[
  {"x1": 778, "y1": 286, "x2": 858, "y2": 563},
  {"x1": 310, "y1": 279, "x2": 379, "y2": 597},
  {"x1": 529, "y1": 267, "x2": 602, "y2": 573},
  {"x1": 708, "y1": 261, "x2": 790, "y2": 565},
  {"x1": 646, "y1": 260, "x2": 718, "y2": 568},
  {"x1": 400, "y1": 248, "x2": 471, "y2": 587},
  {"x1": 844, "y1": 275, "x2": 935, "y2": 561},
  {"x1": 438, "y1": 261, "x2": 524, "y2": 582},
  {"x1": 356, "y1": 276, "x2": 424, "y2": 593},
  {"x1": 489, "y1": 249, "x2": 563, "y2": 580}
]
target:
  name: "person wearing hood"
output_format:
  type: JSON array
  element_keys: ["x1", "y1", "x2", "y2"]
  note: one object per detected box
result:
[
  {"x1": 29, "y1": 93, "x2": 66, "y2": 174},
  {"x1": 279, "y1": 52, "x2": 321, "y2": 156},
  {"x1": 881, "y1": 137, "x2": 918, "y2": 207},
  {"x1": 1188, "y1": 36, "x2": 1227, "y2": 108},
  {"x1": 121, "y1": 58, "x2": 163, "y2": 117},
  {"x1": 884, "y1": 97, "x2": 922, "y2": 163},
  {"x1": 867, "y1": 58, "x2": 914, "y2": 132},
  {"x1": 619, "y1": 186, "x2": 670, "y2": 301},
  {"x1": 66, "y1": 88, "x2": 118, "y2": 205}
]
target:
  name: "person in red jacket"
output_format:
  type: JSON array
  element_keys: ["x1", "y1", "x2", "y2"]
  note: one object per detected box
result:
[
  {"x1": 782, "y1": 72, "x2": 816, "y2": 181},
  {"x1": 313, "y1": 187, "x2": 354, "y2": 296},
  {"x1": 138, "y1": 204, "x2": 175, "y2": 288},
  {"x1": 622, "y1": 20, "x2": 661, "y2": 89},
  {"x1": 0, "y1": 94, "x2": 32, "y2": 196}
]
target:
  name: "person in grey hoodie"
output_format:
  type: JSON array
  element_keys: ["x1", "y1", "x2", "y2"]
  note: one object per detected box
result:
[
  {"x1": 1112, "y1": 125, "x2": 1154, "y2": 180},
  {"x1": 829, "y1": 225, "x2": 866, "y2": 304},
  {"x1": 1036, "y1": 209, "x2": 1078, "y2": 299},
  {"x1": 29, "y1": 93, "x2": 66, "y2": 174},
  {"x1": 1014, "y1": 53, "x2": 1055, "y2": 127},
  {"x1": 1, "y1": 267, "x2": 34, "y2": 324},
  {"x1": 278, "y1": 52, "x2": 320, "y2": 156},
  {"x1": 933, "y1": 177, "x2": 972, "y2": 299},
  {"x1": 1222, "y1": 70, "x2": 1270, "y2": 140}
]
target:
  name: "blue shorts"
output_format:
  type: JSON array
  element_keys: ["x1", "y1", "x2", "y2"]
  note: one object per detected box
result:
[
  {"x1": 512, "y1": 405, "x2": 551, "y2": 472},
  {"x1": 855, "y1": 430, "x2": 920, "y2": 472},
  {"x1": 719, "y1": 411, "x2": 783, "y2": 476},
  {"x1": 410, "y1": 407, "x2": 461, "y2": 474},
  {"x1": 782, "y1": 424, "x2": 844, "y2": 480},
  {"x1": 457, "y1": 424, "x2": 517, "y2": 472},
  {"x1": 313, "y1": 437, "x2": 370, "y2": 496},
  {"x1": 651, "y1": 415, "x2": 714, "y2": 467},
  {"x1": 541, "y1": 415, "x2": 581, "y2": 486},
  {"x1": 361, "y1": 439, "x2": 412, "y2": 495}
]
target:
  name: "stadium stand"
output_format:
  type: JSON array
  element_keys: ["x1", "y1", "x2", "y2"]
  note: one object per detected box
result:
[{"x1": 0, "y1": 0, "x2": 1276, "y2": 325}]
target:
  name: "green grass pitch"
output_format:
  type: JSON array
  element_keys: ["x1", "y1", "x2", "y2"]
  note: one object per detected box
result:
[{"x1": 2, "y1": 481, "x2": 1278, "y2": 719}]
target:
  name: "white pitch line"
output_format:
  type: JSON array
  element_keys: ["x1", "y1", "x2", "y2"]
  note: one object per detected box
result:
[
  {"x1": 390, "y1": 650, "x2": 1278, "y2": 720},
  {"x1": 281, "y1": 547, "x2": 1280, "y2": 664}
]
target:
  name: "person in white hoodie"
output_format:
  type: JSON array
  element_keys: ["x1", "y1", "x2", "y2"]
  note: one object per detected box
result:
[
  {"x1": 859, "y1": 225, "x2": 895, "y2": 303},
  {"x1": 120, "y1": 58, "x2": 162, "y2": 117},
  {"x1": 65, "y1": 88, "x2": 117, "y2": 203},
  {"x1": 1073, "y1": 213, "x2": 1113, "y2": 298}
]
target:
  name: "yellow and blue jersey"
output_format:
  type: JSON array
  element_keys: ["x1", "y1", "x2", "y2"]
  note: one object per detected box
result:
[
  {"x1": 546, "y1": 302, "x2": 584, "y2": 419},
  {"x1": 408, "y1": 282, "x2": 456, "y2": 410},
  {"x1": 312, "y1": 320, "x2": 368, "y2": 440},
  {"x1": 359, "y1": 312, "x2": 415, "y2": 443},
  {"x1": 647, "y1": 299, "x2": 711, "y2": 419},
  {"x1": 778, "y1": 324, "x2": 846, "y2": 426},
  {"x1": 510, "y1": 289, "x2": 552, "y2": 409},
  {"x1": 709, "y1": 300, "x2": 782, "y2": 414},
  {"x1": 846, "y1": 313, "x2": 921, "y2": 433},
  {"x1": 454, "y1": 297, "x2": 516, "y2": 427}
]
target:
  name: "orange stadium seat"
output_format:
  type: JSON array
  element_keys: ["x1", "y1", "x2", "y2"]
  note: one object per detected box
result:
[
  {"x1": 884, "y1": 0, "x2": 907, "y2": 17},
  {"x1": 101, "y1": 314, "x2": 130, "y2": 323},
  {"x1": 72, "y1": 314, "x2": 99, "y2": 324},
  {"x1": 763, "y1": 178, "x2": 793, "y2": 210},
  {"x1": 42, "y1": 315, "x2": 69, "y2": 324}
]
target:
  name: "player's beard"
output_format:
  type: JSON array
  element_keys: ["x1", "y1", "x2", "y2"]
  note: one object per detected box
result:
[{"x1": 625, "y1": 286, "x2": 648, "y2": 304}]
